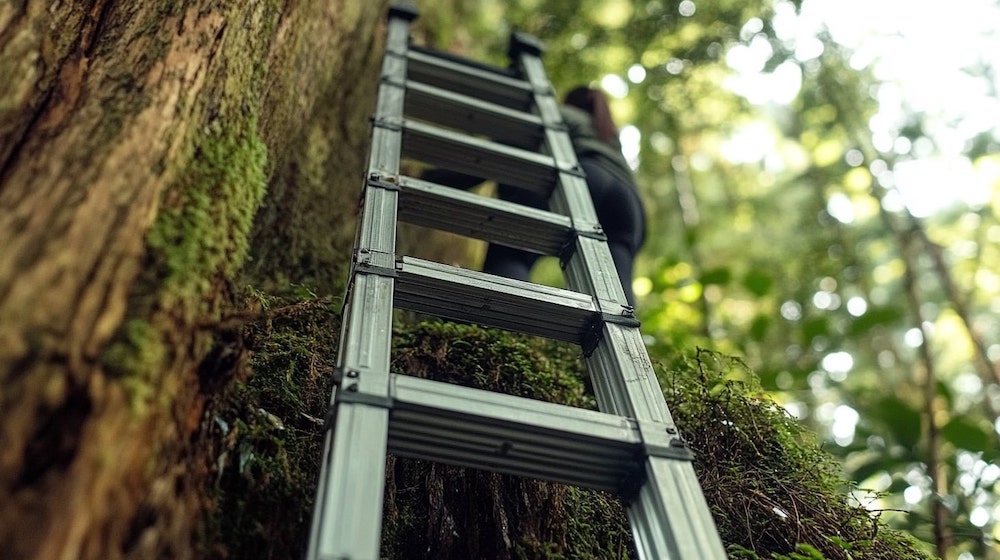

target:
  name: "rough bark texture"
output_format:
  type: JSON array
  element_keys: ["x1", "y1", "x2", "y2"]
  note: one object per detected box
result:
[{"x1": 0, "y1": 1, "x2": 386, "y2": 558}]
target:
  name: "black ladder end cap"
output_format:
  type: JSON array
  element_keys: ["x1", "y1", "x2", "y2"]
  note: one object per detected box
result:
[
  {"x1": 508, "y1": 31, "x2": 544, "y2": 58},
  {"x1": 389, "y1": 2, "x2": 420, "y2": 22}
]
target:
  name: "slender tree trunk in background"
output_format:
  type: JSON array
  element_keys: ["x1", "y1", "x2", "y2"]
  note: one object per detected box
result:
[
  {"x1": 899, "y1": 233, "x2": 952, "y2": 559},
  {"x1": 0, "y1": 2, "x2": 385, "y2": 558},
  {"x1": 669, "y1": 149, "x2": 713, "y2": 339},
  {"x1": 908, "y1": 217, "x2": 1000, "y2": 388},
  {"x1": 850, "y1": 122, "x2": 1000, "y2": 435}
]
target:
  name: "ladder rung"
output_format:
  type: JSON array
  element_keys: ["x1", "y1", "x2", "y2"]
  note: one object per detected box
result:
[
  {"x1": 392, "y1": 256, "x2": 597, "y2": 343},
  {"x1": 392, "y1": 256, "x2": 596, "y2": 342},
  {"x1": 396, "y1": 175, "x2": 573, "y2": 255},
  {"x1": 387, "y1": 373, "x2": 641, "y2": 492},
  {"x1": 407, "y1": 47, "x2": 534, "y2": 110},
  {"x1": 402, "y1": 119, "x2": 561, "y2": 194},
  {"x1": 405, "y1": 81, "x2": 544, "y2": 149}
]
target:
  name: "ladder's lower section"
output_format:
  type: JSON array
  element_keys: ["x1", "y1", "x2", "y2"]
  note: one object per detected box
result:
[
  {"x1": 308, "y1": 402, "x2": 389, "y2": 560},
  {"x1": 630, "y1": 458, "x2": 728, "y2": 559},
  {"x1": 311, "y1": 368, "x2": 716, "y2": 560}
]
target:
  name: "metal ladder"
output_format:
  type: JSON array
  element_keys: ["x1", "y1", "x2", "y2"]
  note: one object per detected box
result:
[{"x1": 307, "y1": 4, "x2": 726, "y2": 559}]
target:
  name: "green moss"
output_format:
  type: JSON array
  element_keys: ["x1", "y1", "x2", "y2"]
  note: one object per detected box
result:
[
  {"x1": 206, "y1": 310, "x2": 930, "y2": 560},
  {"x1": 659, "y1": 349, "x2": 933, "y2": 560},
  {"x1": 105, "y1": 112, "x2": 268, "y2": 418},
  {"x1": 206, "y1": 292, "x2": 340, "y2": 560},
  {"x1": 100, "y1": 318, "x2": 167, "y2": 412},
  {"x1": 382, "y1": 321, "x2": 632, "y2": 560},
  {"x1": 391, "y1": 321, "x2": 593, "y2": 407},
  {"x1": 147, "y1": 117, "x2": 268, "y2": 306},
  {"x1": 556, "y1": 485, "x2": 634, "y2": 559}
]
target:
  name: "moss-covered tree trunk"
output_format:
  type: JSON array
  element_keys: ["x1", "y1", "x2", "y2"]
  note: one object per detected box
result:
[{"x1": 0, "y1": 2, "x2": 385, "y2": 558}]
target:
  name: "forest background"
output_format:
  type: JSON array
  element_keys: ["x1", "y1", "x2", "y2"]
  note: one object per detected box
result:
[
  {"x1": 415, "y1": 0, "x2": 1000, "y2": 558},
  {"x1": 1, "y1": 0, "x2": 998, "y2": 558}
]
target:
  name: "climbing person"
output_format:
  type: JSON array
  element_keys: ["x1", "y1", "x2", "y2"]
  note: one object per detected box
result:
[{"x1": 422, "y1": 85, "x2": 646, "y2": 306}]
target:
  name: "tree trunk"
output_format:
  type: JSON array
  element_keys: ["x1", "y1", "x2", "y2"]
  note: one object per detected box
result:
[{"x1": 0, "y1": 1, "x2": 386, "y2": 558}]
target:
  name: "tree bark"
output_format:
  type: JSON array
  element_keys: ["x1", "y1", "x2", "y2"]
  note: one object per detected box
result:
[{"x1": 0, "y1": 1, "x2": 385, "y2": 558}]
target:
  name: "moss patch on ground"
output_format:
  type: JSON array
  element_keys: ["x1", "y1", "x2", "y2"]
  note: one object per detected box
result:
[
  {"x1": 204, "y1": 290, "x2": 340, "y2": 560},
  {"x1": 382, "y1": 321, "x2": 634, "y2": 560},
  {"x1": 206, "y1": 309, "x2": 931, "y2": 560},
  {"x1": 661, "y1": 349, "x2": 933, "y2": 560}
]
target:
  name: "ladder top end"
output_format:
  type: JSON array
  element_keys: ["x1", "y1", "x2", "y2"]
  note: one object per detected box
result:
[
  {"x1": 388, "y1": 2, "x2": 420, "y2": 22},
  {"x1": 508, "y1": 31, "x2": 545, "y2": 59}
]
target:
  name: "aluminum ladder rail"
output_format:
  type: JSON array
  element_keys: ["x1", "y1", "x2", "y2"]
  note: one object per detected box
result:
[{"x1": 306, "y1": 4, "x2": 727, "y2": 559}]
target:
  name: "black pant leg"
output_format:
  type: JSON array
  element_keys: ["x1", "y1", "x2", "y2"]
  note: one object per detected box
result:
[{"x1": 578, "y1": 158, "x2": 646, "y2": 306}]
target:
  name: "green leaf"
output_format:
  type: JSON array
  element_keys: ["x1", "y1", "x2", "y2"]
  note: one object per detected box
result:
[
  {"x1": 849, "y1": 454, "x2": 904, "y2": 485},
  {"x1": 803, "y1": 317, "x2": 830, "y2": 340},
  {"x1": 935, "y1": 380, "x2": 954, "y2": 409},
  {"x1": 848, "y1": 305, "x2": 903, "y2": 336},
  {"x1": 750, "y1": 315, "x2": 771, "y2": 341},
  {"x1": 888, "y1": 476, "x2": 910, "y2": 493},
  {"x1": 872, "y1": 397, "x2": 922, "y2": 449},
  {"x1": 743, "y1": 269, "x2": 773, "y2": 296},
  {"x1": 786, "y1": 543, "x2": 826, "y2": 560},
  {"x1": 700, "y1": 266, "x2": 732, "y2": 286},
  {"x1": 941, "y1": 416, "x2": 992, "y2": 453}
]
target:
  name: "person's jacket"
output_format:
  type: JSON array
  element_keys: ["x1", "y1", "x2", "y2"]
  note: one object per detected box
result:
[{"x1": 559, "y1": 105, "x2": 635, "y2": 188}]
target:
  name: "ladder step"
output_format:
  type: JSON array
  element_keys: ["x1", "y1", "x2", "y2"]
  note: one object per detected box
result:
[
  {"x1": 386, "y1": 373, "x2": 643, "y2": 492},
  {"x1": 401, "y1": 119, "x2": 564, "y2": 194},
  {"x1": 392, "y1": 256, "x2": 598, "y2": 343},
  {"x1": 407, "y1": 46, "x2": 534, "y2": 110},
  {"x1": 405, "y1": 80, "x2": 544, "y2": 149},
  {"x1": 396, "y1": 175, "x2": 573, "y2": 255}
]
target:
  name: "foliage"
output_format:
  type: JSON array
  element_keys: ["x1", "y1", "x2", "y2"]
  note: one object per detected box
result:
[
  {"x1": 415, "y1": 0, "x2": 1000, "y2": 556},
  {"x1": 661, "y1": 348, "x2": 932, "y2": 559}
]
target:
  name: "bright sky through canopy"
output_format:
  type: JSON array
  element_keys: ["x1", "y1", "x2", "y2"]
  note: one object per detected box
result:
[{"x1": 724, "y1": 0, "x2": 1000, "y2": 217}]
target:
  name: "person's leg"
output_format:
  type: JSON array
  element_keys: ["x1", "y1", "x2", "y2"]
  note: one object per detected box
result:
[
  {"x1": 482, "y1": 184, "x2": 548, "y2": 281},
  {"x1": 607, "y1": 239, "x2": 637, "y2": 305},
  {"x1": 482, "y1": 243, "x2": 539, "y2": 280},
  {"x1": 578, "y1": 158, "x2": 646, "y2": 306}
]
